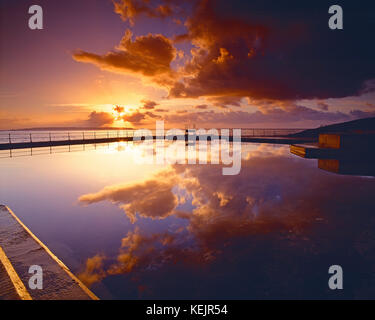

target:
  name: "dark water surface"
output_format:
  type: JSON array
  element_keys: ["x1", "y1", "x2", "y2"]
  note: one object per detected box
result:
[{"x1": 1, "y1": 142, "x2": 375, "y2": 299}]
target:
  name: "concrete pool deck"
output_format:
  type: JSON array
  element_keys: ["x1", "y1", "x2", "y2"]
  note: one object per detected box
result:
[{"x1": 0, "y1": 205, "x2": 98, "y2": 300}]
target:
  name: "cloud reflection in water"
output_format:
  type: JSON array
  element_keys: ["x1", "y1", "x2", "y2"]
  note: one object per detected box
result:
[{"x1": 77, "y1": 144, "x2": 375, "y2": 299}]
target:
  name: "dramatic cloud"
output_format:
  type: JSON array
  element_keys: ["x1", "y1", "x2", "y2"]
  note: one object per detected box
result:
[
  {"x1": 107, "y1": 228, "x2": 179, "y2": 276},
  {"x1": 124, "y1": 111, "x2": 147, "y2": 124},
  {"x1": 113, "y1": 105, "x2": 125, "y2": 113},
  {"x1": 169, "y1": 0, "x2": 375, "y2": 101},
  {"x1": 84, "y1": 111, "x2": 115, "y2": 127},
  {"x1": 113, "y1": 0, "x2": 176, "y2": 25},
  {"x1": 71, "y1": 0, "x2": 375, "y2": 128},
  {"x1": 77, "y1": 145, "x2": 375, "y2": 295},
  {"x1": 208, "y1": 96, "x2": 244, "y2": 108},
  {"x1": 79, "y1": 169, "x2": 181, "y2": 222},
  {"x1": 141, "y1": 99, "x2": 159, "y2": 110},
  {"x1": 77, "y1": 255, "x2": 106, "y2": 287},
  {"x1": 73, "y1": 30, "x2": 176, "y2": 79},
  {"x1": 122, "y1": 109, "x2": 161, "y2": 125}
]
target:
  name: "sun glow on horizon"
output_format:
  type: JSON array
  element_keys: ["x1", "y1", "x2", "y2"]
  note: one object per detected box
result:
[{"x1": 111, "y1": 104, "x2": 142, "y2": 127}]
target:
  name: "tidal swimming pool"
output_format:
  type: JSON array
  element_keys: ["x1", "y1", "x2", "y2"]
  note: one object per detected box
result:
[{"x1": 1, "y1": 142, "x2": 375, "y2": 299}]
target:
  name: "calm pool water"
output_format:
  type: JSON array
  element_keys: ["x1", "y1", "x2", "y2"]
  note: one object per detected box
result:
[{"x1": 1, "y1": 142, "x2": 375, "y2": 299}]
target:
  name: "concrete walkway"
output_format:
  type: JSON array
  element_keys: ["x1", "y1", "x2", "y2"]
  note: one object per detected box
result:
[
  {"x1": 0, "y1": 205, "x2": 98, "y2": 300},
  {"x1": 0, "y1": 260, "x2": 21, "y2": 300}
]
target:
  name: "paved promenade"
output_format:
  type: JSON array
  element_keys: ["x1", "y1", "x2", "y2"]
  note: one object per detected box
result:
[{"x1": 0, "y1": 205, "x2": 98, "y2": 300}]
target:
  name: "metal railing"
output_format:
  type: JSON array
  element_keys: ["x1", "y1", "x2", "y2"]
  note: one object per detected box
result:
[
  {"x1": 0, "y1": 128, "x2": 305, "y2": 145},
  {"x1": 0, "y1": 142, "x2": 120, "y2": 159},
  {"x1": 0, "y1": 130, "x2": 135, "y2": 145},
  {"x1": 232, "y1": 128, "x2": 304, "y2": 137}
]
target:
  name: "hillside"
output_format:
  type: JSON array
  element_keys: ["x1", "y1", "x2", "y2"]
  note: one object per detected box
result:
[{"x1": 291, "y1": 117, "x2": 375, "y2": 138}]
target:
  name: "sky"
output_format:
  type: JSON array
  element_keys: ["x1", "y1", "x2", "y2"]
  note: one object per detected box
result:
[{"x1": 0, "y1": 0, "x2": 375, "y2": 129}]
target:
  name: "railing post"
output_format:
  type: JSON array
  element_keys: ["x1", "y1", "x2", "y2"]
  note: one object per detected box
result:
[
  {"x1": 30, "y1": 133, "x2": 32, "y2": 143},
  {"x1": 83, "y1": 132, "x2": 85, "y2": 140},
  {"x1": 68, "y1": 132, "x2": 70, "y2": 141},
  {"x1": 8, "y1": 133, "x2": 11, "y2": 145},
  {"x1": 49, "y1": 132, "x2": 52, "y2": 142}
]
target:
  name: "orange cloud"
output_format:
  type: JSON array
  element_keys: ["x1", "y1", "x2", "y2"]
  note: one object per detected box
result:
[
  {"x1": 113, "y1": 105, "x2": 125, "y2": 113},
  {"x1": 73, "y1": 30, "x2": 176, "y2": 79},
  {"x1": 79, "y1": 169, "x2": 181, "y2": 222},
  {"x1": 71, "y1": 0, "x2": 375, "y2": 116},
  {"x1": 107, "y1": 227, "x2": 178, "y2": 275},
  {"x1": 113, "y1": 0, "x2": 174, "y2": 25},
  {"x1": 77, "y1": 255, "x2": 106, "y2": 287},
  {"x1": 85, "y1": 111, "x2": 115, "y2": 127},
  {"x1": 77, "y1": 145, "x2": 375, "y2": 290},
  {"x1": 121, "y1": 109, "x2": 162, "y2": 126},
  {"x1": 141, "y1": 99, "x2": 159, "y2": 110},
  {"x1": 169, "y1": 0, "x2": 375, "y2": 102}
]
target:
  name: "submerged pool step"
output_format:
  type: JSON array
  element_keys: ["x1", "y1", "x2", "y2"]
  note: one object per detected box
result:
[
  {"x1": 0, "y1": 205, "x2": 98, "y2": 300},
  {"x1": 290, "y1": 144, "x2": 339, "y2": 159},
  {"x1": 291, "y1": 133, "x2": 375, "y2": 159}
]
